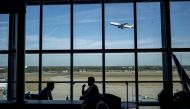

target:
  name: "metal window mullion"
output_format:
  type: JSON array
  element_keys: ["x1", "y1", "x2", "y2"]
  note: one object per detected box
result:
[
  {"x1": 16, "y1": 0, "x2": 26, "y2": 103},
  {"x1": 165, "y1": 0, "x2": 173, "y2": 101},
  {"x1": 39, "y1": 0, "x2": 43, "y2": 92},
  {"x1": 70, "y1": 0, "x2": 74, "y2": 101},
  {"x1": 8, "y1": 13, "x2": 15, "y2": 100},
  {"x1": 133, "y1": 0, "x2": 139, "y2": 107},
  {"x1": 102, "y1": 0, "x2": 105, "y2": 94}
]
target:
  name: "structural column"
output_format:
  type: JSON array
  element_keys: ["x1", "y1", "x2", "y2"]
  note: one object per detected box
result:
[
  {"x1": 160, "y1": 0, "x2": 173, "y2": 107},
  {"x1": 16, "y1": 0, "x2": 26, "y2": 103}
]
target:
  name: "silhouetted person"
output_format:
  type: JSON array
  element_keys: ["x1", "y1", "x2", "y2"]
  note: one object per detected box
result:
[
  {"x1": 158, "y1": 82, "x2": 174, "y2": 109},
  {"x1": 80, "y1": 77, "x2": 100, "y2": 109},
  {"x1": 96, "y1": 101, "x2": 109, "y2": 109},
  {"x1": 38, "y1": 82, "x2": 54, "y2": 100}
]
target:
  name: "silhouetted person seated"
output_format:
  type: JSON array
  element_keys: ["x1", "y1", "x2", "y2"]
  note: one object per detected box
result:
[
  {"x1": 38, "y1": 82, "x2": 54, "y2": 100},
  {"x1": 158, "y1": 82, "x2": 173, "y2": 109},
  {"x1": 96, "y1": 101, "x2": 109, "y2": 109},
  {"x1": 80, "y1": 77, "x2": 100, "y2": 109}
]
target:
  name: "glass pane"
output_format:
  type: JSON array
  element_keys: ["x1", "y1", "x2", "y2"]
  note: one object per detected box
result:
[
  {"x1": 74, "y1": 54, "x2": 102, "y2": 81},
  {"x1": 25, "y1": 54, "x2": 39, "y2": 81},
  {"x1": 173, "y1": 82, "x2": 183, "y2": 94},
  {"x1": 105, "y1": 53, "x2": 135, "y2": 81},
  {"x1": 26, "y1": 6, "x2": 40, "y2": 50},
  {"x1": 25, "y1": 83, "x2": 39, "y2": 95},
  {"x1": 43, "y1": 5, "x2": 70, "y2": 50},
  {"x1": 106, "y1": 83, "x2": 135, "y2": 102},
  {"x1": 0, "y1": 54, "x2": 8, "y2": 100},
  {"x1": 172, "y1": 52, "x2": 190, "y2": 81},
  {"x1": 105, "y1": 3, "x2": 134, "y2": 49},
  {"x1": 170, "y1": 1, "x2": 190, "y2": 48},
  {"x1": 42, "y1": 83, "x2": 70, "y2": 100},
  {"x1": 74, "y1": 4, "x2": 102, "y2": 49},
  {"x1": 139, "y1": 82, "x2": 162, "y2": 102},
  {"x1": 0, "y1": 14, "x2": 9, "y2": 50},
  {"x1": 137, "y1": 2, "x2": 161, "y2": 48},
  {"x1": 73, "y1": 83, "x2": 102, "y2": 100},
  {"x1": 138, "y1": 53, "x2": 163, "y2": 81},
  {"x1": 42, "y1": 54, "x2": 70, "y2": 81},
  {"x1": 0, "y1": 55, "x2": 8, "y2": 80}
]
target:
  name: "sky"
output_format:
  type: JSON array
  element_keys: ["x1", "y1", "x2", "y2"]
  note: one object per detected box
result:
[{"x1": 1, "y1": 1, "x2": 190, "y2": 66}]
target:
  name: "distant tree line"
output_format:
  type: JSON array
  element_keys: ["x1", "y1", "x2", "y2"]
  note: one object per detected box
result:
[
  {"x1": 1, "y1": 65, "x2": 190, "y2": 74},
  {"x1": 0, "y1": 68, "x2": 7, "y2": 73}
]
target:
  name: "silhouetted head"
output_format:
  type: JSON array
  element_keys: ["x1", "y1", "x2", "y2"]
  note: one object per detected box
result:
[
  {"x1": 47, "y1": 82, "x2": 54, "y2": 91},
  {"x1": 88, "y1": 76, "x2": 95, "y2": 86}
]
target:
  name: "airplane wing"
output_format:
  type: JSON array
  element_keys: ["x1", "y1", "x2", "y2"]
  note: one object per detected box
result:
[{"x1": 110, "y1": 22, "x2": 121, "y2": 26}]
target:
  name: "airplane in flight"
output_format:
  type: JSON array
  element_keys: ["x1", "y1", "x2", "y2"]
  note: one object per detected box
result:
[{"x1": 110, "y1": 22, "x2": 134, "y2": 29}]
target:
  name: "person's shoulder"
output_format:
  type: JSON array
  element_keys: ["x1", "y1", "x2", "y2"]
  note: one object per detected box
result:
[
  {"x1": 94, "y1": 84, "x2": 98, "y2": 87},
  {"x1": 39, "y1": 87, "x2": 48, "y2": 93},
  {"x1": 92, "y1": 84, "x2": 98, "y2": 89}
]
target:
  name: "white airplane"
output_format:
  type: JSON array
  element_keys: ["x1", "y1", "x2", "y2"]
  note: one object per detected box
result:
[{"x1": 110, "y1": 22, "x2": 134, "y2": 29}]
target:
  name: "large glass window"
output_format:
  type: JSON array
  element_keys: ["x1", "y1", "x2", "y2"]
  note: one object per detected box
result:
[
  {"x1": 137, "y1": 2, "x2": 161, "y2": 48},
  {"x1": 20, "y1": 0, "x2": 190, "y2": 103},
  {"x1": 74, "y1": 3, "x2": 102, "y2": 49},
  {"x1": 43, "y1": 5, "x2": 70, "y2": 50},
  {"x1": 105, "y1": 3, "x2": 134, "y2": 49},
  {"x1": 170, "y1": 1, "x2": 190, "y2": 48}
]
